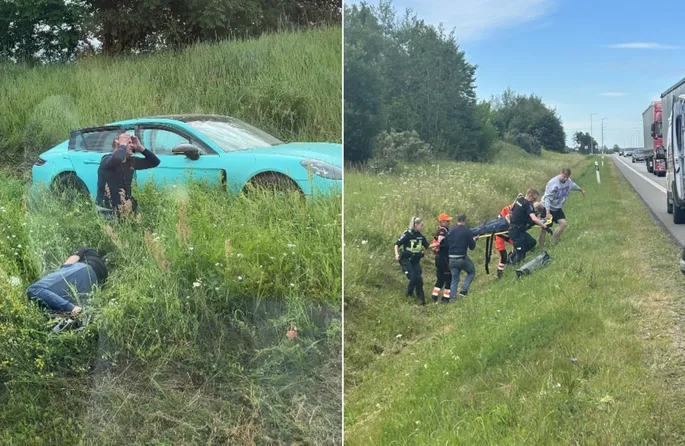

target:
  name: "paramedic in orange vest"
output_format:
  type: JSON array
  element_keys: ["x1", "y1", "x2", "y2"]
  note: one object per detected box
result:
[{"x1": 431, "y1": 213, "x2": 453, "y2": 303}]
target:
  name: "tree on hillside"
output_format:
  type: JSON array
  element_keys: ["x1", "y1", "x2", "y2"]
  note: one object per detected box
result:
[
  {"x1": 491, "y1": 88, "x2": 566, "y2": 153},
  {"x1": 343, "y1": 3, "x2": 385, "y2": 163},
  {"x1": 0, "y1": 0, "x2": 341, "y2": 61},
  {"x1": 344, "y1": 0, "x2": 494, "y2": 163},
  {"x1": 0, "y1": 0, "x2": 89, "y2": 63},
  {"x1": 573, "y1": 131, "x2": 597, "y2": 154}
]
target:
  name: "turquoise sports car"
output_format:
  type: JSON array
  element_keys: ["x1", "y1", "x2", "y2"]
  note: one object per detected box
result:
[{"x1": 32, "y1": 115, "x2": 342, "y2": 197}]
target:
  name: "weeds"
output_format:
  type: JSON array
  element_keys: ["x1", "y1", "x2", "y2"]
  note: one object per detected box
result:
[{"x1": 344, "y1": 146, "x2": 685, "y2": 444}]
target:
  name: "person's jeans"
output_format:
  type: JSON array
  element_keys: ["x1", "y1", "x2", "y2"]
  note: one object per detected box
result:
[
  {"x1": 26, "y1": 284, "x2": 75, "y2": 313},
  {"x1": 449, "y1": 257, "x2": 476, "y2": 300}
]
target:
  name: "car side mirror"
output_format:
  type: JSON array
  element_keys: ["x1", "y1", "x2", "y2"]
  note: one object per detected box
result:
[{"x1": 172, "y1": 144, "x2": 200, "y2": 161}]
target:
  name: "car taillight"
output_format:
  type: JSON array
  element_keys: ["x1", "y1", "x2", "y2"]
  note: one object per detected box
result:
[{"x1": 35, "y1": 158, "x2": 46, "y2": 166}]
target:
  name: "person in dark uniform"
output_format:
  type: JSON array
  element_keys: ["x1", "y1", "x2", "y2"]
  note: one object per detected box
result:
[
  {"x1": 430, "y1": 213, "x2": 453, "y2": 303},
  {"x1": 96, "y1": 132, "x2": 160, "y2": 214},
  {"x1": 26, "y1": 247, "x2": 108, "y2": 315},
  {"x1": 446, "y1": 213, "x2": 478, "y2": 299},
  {"x1": 508, "y1": 188, "x2": 550, "y2": 265},
  {"x1": 394, "y1": 216, "x2": 430, "y2": 305},
  {"x1": 497, "y1": 198, "x2": 551, "y2": 276}
]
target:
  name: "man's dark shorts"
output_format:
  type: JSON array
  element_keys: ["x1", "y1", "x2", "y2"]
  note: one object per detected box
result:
[{"x1": 547, "y1": 208, "x2": 566, "y2": 228}]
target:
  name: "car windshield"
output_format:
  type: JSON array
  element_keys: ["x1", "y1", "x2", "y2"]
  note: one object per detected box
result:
[{"x1": 185, "y1": 119, "x2": 283, "y2": 152}]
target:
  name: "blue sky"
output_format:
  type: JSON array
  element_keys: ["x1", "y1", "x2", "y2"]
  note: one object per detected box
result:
[{"x1": 348, "y1": 0, "x2": 685, "y2": 148}]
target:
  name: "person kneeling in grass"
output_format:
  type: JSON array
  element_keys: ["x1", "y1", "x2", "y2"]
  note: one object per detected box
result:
[{"x1": 26, "y1": 247, "x2": 108, "y2": 316}]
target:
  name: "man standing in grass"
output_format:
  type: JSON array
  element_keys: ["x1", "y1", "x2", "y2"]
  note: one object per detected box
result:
[
  {"x1": 541, "y1": 167, "x2": 586, "y2": 244},
  {"x1": 26, "y1": 247, "x2": 108, "y2": 316},
  {"x1": 446, "y1": 214, "x2": 477, "y2": 300},
  {"x1": 97, "y1": 132, "x2": 160, "y2": 214}
]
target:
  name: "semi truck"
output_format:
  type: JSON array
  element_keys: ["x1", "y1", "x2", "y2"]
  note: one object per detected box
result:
[
  {"x1": 642, "y1": 101, "x2": 666, "y2": 176},
  {"x1": 661, "y1": 78, "x2": 685, "y2": 223}
]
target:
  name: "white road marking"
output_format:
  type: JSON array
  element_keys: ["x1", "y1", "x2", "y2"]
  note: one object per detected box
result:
[{"x1": 613, "y1": 156, "x2": 667, "y2": 194}]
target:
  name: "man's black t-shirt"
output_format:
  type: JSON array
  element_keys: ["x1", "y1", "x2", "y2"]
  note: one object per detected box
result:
[
  {"x1": 96, "y1": 145, "x2": 161, "y2": 209},
  {"x1": 510, "y1": 196, "x2": 536, "y2": 230}
]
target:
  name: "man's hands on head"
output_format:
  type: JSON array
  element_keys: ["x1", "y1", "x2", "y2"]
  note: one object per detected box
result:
[
  {"x1": 115, "y1": 133, "x2": 146, "y2": 155},
  {"x1": 131, "y1": 135, "x2": 145, "y2": 152}
]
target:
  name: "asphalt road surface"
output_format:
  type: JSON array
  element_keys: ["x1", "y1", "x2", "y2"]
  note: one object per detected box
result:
[{"x1": 612, "y1": 154, "x2": 685, "y2": 247}]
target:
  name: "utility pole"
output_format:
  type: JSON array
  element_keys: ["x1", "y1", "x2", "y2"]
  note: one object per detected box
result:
[
  {"x1": 590, "y1": 113, "x2": 598, "y2": 154},
  {"x1": 601, "y1": 118, "x2": 607, "y2": 154}
]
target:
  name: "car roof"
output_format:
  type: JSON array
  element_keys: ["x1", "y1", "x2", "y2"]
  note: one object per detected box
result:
[{"x1": 108, "y1": 115, "x2": 239, "y2": 127}]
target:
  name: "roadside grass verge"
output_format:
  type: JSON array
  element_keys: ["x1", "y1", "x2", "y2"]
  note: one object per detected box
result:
[
  {"x1": 344, "y1": 146, "x2": 685, "y2": 444},
  {"x1": 0, "y1": 177, "x2": 342, "y2": 445}
]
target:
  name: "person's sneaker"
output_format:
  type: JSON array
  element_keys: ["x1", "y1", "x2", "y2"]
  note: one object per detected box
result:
[
  {"x1": 496, "y1": 269, "x2": 504, "y2": 279},
  {"x1": 458, "y1": 290, "x2": 468, "y2": 297}
]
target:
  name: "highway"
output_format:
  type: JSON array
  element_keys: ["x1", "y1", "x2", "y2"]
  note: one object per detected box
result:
[{"x1": 612, "y1": 154, "x2": 685, "y2": 247}]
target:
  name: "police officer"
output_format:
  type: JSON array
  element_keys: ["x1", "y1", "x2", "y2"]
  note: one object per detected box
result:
[
  {"x1": 431, "y1": 213, "x2": 453, "y2": 303},
  {"x1": 508, "y1": 188, "x2": 550, "y2": 265},
  {"x1": 394, "y1": 216, "x2": 430, "y2": 305}
]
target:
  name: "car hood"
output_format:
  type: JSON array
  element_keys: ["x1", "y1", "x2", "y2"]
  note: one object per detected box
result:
[{"x1": 249, "y1": 143, "x2": 342, "y2": 167}]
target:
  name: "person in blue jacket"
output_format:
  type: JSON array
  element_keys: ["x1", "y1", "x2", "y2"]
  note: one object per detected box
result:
[{"x1": 26, "y1": 247, "x2": 108, "y2": 316}]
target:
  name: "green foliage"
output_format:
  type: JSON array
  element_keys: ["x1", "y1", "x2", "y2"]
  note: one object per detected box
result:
[
  {"x1": 0, "y1": 177, "x2": 342, "y2": 444},
  {"x1": 343, "y1": 6, "x2": 385, "y2": 163},
  {"x1": 574, "y1": 131, "x2": 598, "y2": 154},
  {"x1": 0, "y1": 0, "x2": 88, "y2": 63},
  {"x1": 0, "y1": 28, "x2": 342, "y2": 444},
  {"x1": 504, "y1": 129, "x2": 542, "y2": 156},
  {"x1": 0, "y1": 27, "x2": 342, "y2": 165},
  {"x1": 0, "y1": 0, "x2": 340, "y2": 61},
  {"x1": 344, "y1": 151, "x2": 685, "y2": 444},
  {"x1": 369, "y1": 130, "x2": 432, "y2": 171},
  {"x1": 343, "y1": 1, "x2": 491, "y2": 163},
  {"x1": 492, "y1": 88, "x2": 566, "y2": 153}
]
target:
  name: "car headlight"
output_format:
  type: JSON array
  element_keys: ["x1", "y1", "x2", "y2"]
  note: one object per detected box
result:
[{"x1": 300, "y1": 159, "x2": 342, "y2": 180}]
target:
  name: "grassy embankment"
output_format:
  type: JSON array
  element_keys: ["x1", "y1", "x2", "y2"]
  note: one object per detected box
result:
[
  {"x1": 0, "y1": 26, "x2": 342, "y2": 445},
  {"x1": 345, "y1": 144, "x2": 685, "y2": 444}
]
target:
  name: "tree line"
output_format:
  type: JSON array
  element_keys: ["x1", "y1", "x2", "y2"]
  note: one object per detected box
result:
[
  {"x1": 344, "y1": 1, "x2": 567, "y2": 165},
  {"x1": 0, "y1": 0, "x2": 340, "y2": 63}
]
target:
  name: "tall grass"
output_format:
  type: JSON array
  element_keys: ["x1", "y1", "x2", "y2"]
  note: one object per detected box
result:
[
  {"x1": 344, "y1": 146, "x2": 685, "y2": 444},
  {"x1": 0, "y1": 26, "x2": 342, "y2": 445},
  {"x1": 0, "y1": 26, "x2": 342, "y2": 167},
  {"x1": 0, "y1": 178, "x2": 341, "y2": 444}
]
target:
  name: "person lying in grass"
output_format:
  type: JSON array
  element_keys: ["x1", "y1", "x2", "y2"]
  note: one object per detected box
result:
[{"x1": 26, "y1": 247, "x2": 108, "y2": 316}]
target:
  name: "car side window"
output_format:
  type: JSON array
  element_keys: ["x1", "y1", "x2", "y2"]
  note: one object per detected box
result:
[
  {"x1": 140, "y1": 128, "x2": 210, "y2": 155},
  {"x1": 73, "y1": 129, "x2": 132, "y2": 152}
]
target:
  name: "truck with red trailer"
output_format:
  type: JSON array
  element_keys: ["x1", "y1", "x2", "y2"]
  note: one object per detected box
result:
[{"x1": 643, "y1": 101, "x2": 666, "y2": 176}]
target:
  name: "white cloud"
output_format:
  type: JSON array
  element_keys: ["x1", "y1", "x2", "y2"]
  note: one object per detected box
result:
[
  {"x1": 393, "y1": 0, "x2": 557, "y2": 41},
  {"x1": 605, "y1": 42, "x2": 682, "y2": 49},
  {"x1": 598, "y1": 92, "x2": 626, "y2": 97}
]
